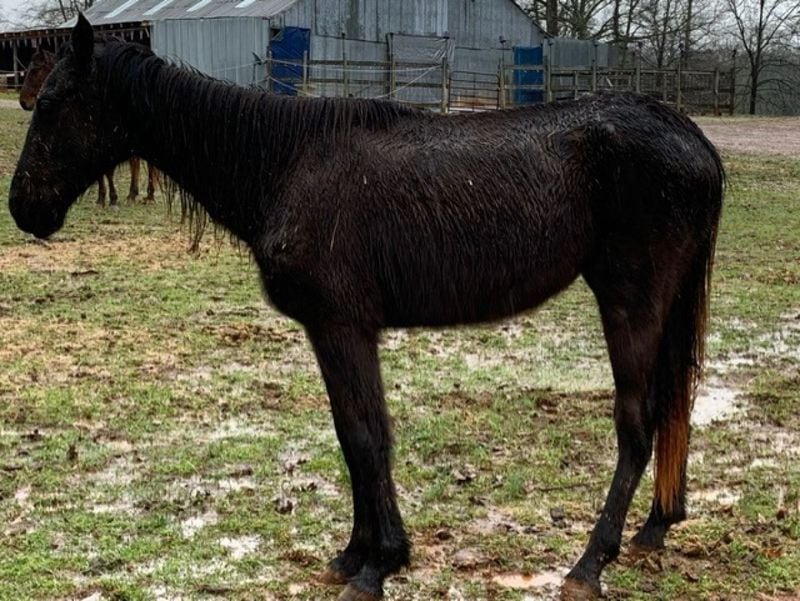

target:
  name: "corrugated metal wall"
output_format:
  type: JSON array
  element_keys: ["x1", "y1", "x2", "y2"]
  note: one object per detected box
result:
[
  {"x1": 149, "y1": 2, "x2": 615, "y2": 106},
  {"x1": 152, "y1": 18, "x2": 269, "y2": 86},
  {"x1": 277, "y1": 0, "x2": 543, "y2": 78},
  {"x1": 544, "y1": 38, "x2": 616, "y2": 68}
]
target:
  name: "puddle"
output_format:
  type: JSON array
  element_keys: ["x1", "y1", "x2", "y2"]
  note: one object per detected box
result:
[
  {"x1": 91, "y1": 497, "x2": 137, "y2": 516},
  {"x1": 219, "y1": 535, "x2": 261, "y2": 560},
  {"x1": 690, "y1": 487, "x2": 741, "y2": 506},
  {"x1": 692, "y1": 379, "x2": 741, "y2": 426},
  {"x1": 14, "y1": 486, "x2": 32, "y2": 509},
  {"x1": 205, "y1": 417, "x2": 274, "y2": 442},
  {"x1": 493, "y1": 568, "x2": 567, "y2": 590},
  {"x1": 218, "y1": 477, "x2": 257, "y2": 493},
  {"x1": 180, "y1": 510, "x2": 219, "y2": 538},
  {"x1": 149, "y1": 586, "x2": 185, "y2": 601}
]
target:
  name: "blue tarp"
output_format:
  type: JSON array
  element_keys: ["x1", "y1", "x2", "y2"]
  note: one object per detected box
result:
[
  {"x1": 269, "y1": 26, "x2": 310, "y2": 95},
  {"x1": 513, "y1": 46, "x2": 544, "y2": 105}
]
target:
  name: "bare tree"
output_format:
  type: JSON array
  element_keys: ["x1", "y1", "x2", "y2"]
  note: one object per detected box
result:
[
  {"x1": 559, "y1": 0, "x2": 616, "y2": 38},
  {"x1": 523, "y1": 0, "x2": 561, "y2": 35},
  {"x1": 522, "y1": 0, "x2": 616, "y2": 37},
  {"x1": 21, "y1": 0, "x2": 95, "y2": 27},
  {"x1": 726, "y1": 0, "x2": 800, "y2": 113}
]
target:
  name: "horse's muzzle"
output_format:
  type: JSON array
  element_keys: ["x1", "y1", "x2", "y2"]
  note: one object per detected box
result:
[{"x1": 8, "y1": 180, "x2": 67, "y2": 239}]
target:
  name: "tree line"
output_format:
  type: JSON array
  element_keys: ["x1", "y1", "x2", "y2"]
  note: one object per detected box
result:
[
  {"x1": 4, "y1": 0, "x2": 798, "y2": 114},
  {"x1": 521, "y1": 0, "x2": 800, "y2": 114}
]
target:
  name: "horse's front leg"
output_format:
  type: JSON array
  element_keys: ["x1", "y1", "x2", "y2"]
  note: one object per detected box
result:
[{"x1": 307, "y1": 323, "x2": 410, "y2": 601}]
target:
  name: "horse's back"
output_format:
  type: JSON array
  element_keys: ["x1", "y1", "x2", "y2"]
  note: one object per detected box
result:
[{"x1": 262, "y1": 94, "x2": 723, "y2": 329}]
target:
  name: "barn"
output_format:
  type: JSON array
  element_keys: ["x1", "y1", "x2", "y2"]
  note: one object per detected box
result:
[{"x1": 0, "y1": 0, "x2": 616, "y2": 108}]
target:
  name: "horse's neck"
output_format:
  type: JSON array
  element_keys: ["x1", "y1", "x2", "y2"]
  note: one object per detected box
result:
[{"x1": 123, "y1": 64, "x2": 271, "y2": 240}]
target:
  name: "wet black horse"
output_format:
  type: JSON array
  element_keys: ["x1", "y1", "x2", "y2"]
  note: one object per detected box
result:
[{"x1": 9, "y1": 15, "x2": 724, "y2": 601}]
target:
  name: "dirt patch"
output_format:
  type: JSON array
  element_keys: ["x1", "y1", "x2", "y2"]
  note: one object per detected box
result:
[
  {"x1": 695, "y1": 117, "x2": 800, "y2": 156},
  {"x1": 0, "y1": 232, "x2": 188, "y2": 273},
  {"x1": 0, "y1": 99, "x2": 20, "y2": 110}
]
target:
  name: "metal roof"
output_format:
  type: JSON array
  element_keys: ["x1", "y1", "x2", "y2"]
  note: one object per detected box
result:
[{"x1": 82, "y1": 0, "x2": 299, "y2": 23}]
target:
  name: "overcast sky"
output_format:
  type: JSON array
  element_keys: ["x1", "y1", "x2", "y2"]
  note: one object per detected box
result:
[{"x1": 0, "y1": 0, "x2": 29, "y2": 26}]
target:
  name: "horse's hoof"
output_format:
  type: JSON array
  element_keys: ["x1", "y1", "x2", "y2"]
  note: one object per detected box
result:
[
  {"x1": 628, "y1": 540, "x2": 664, "y2": 558},
  {"x1": 144, "y1": 195, "x2": 156, "y2": 204},
  {"x1": 126, "y1": 195, "x2": 137, "y2": 204},
  {"x1": 560, "y1": 577, "x2": 600, "y2": 601},
  {"x1": 337, "y1": 583, "x2": 381, "y2": 601},
  {"x1": 317, "y1": 567, "x2": 350, "y2": 586}
]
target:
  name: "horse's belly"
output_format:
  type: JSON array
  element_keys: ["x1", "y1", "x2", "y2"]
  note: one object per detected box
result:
[{"x1": 380, "y1": 256, "x2": 582, "y2": 327}]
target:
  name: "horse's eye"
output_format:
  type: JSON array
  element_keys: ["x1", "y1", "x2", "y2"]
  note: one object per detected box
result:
[{"x1": 36, "y1": 97, "x2": 56, "y2": 113}]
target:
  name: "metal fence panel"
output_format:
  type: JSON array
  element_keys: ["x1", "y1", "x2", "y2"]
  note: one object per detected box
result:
[{"x1": 152, "y1": 18, "x2": 270, "y2": 87}]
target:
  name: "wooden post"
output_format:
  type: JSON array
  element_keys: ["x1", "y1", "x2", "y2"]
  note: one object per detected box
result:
[
  {"x1": 302, "y1": 50, "x2": 309, "y2": 96},
  {"x1": 440, "y1": 56, "x2": 449, "y2": 114},
  {"x1": 386, "y1": 33, "x2": 394, "y2": 98},
  {"x1": 12, "y1": 41, "x2": 19, "y2": 89},
  {"x1": 634, "y1": 47, "x2": 641, "y2": 93},
  {"x1": 498, "y1": 61, "x2": 507, "y2": 108},
  {"x1": 729, "y1": 48, "x2": 737, "y2": 115},
  {"x1": 713, "y1": 67, "x2": 720, "y2": 115},
  {"x1": 545, "y1": 40, "x2": 553, "y2": 103},
  {"x1": 573, "y1": 70, "x2": 579, "y2": 99},
  {"x1": 390, "y1": 55, "x2": 397, "y2": 99},
  {"x1": 341, "y1": 32, "x2": 349, "y2": 97},
  {"x1": 266, "y1": 48, "x2": 273, "y2": 94},
  {"x1": 591, "y1": 58, "x2": 597, "y2": 92},
  {"x1": 676, "y1": 61, "x2": 683, "y2": 111},
  {"x1": 662, "y1": 69, "x2": 668, "y2": 102}
]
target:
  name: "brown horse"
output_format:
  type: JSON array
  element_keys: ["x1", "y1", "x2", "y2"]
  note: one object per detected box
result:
[
  {"x1": 20, "y1": 47, "x2": 158, "y2": 206},
  {"x1": 10, "y1": 17, "x2": 724, "y2": 601}
]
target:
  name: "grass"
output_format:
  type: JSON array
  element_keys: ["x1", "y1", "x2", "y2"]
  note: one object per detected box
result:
[{"x1": 0, "y1": 106, "x2": 798, "y2": 601}]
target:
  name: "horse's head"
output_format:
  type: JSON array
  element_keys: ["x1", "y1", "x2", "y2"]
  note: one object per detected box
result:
[
  {"x1": 10, "y1": 14, "x2": 133, "y2": 238},
  {"x1": 19, "y1": 47, "x2": 57, "y2": 110}
]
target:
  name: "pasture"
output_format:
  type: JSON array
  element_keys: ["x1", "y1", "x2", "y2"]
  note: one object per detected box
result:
[{"x1": 0, "y1": 101, "x2": 798, "y2": 600}]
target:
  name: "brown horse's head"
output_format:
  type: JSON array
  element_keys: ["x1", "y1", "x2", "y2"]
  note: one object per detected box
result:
[
  {"x1": 19, "y1": 47, "x2": 57, "y2": 110},
  {"x1": 10, "y1": 14, "x2": 133, "y2": 238}
]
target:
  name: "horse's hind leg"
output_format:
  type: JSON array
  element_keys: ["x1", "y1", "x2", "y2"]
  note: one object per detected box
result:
[
  {"x1": 144, "y1": 163, "x2": 158, "y2": 203},
  {"x1": 307, "y1": 323, "x2": 410, "y2": 601},
  {"x1": 562, "y1": 277, "x2": 669, "y2": 600},
  {"x1": 127, "y1": 157, "x2": 140, "y2": 203},
  {"x1": 631, "y1": 249, "x2": 712, "y2": 552},
  {"x1": 96, "y1": 177, "x2": 106, "y2": 206},
  {"x1": 106, "y1": 168, "x2": 119, "y2": 207}
]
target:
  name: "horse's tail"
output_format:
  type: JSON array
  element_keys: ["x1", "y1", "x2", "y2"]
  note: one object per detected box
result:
[{"x1": 653, "y1": 141, "x2": 723, "y2": 516}]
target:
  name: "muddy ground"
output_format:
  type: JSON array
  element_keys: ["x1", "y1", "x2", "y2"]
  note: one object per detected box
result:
[{"x1": 0, "y1": 106, "x2": 798, "y2": 601}]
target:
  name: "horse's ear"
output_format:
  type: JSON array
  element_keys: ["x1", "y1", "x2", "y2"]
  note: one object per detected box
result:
[{"x1": 71, "y1": 12, "x2": 94, "y2": 65}]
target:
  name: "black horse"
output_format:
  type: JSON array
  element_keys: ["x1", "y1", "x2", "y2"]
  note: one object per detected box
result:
[{"x1": 9, "y1": 15, "x2": 724, "y2": 601}]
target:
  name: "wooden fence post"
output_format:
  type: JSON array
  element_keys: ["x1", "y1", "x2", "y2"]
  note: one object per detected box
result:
[
  {"x1": 545, "y1": 41, "x2": 553, "y2": 103},
  {"x1": 12, "y1": 41, "x2": 19, "y2": 89},
  {"x1": 676, "y1": 61, "x2": 683, "y2": 111},
  {"x1": 498, "y1": 62, "x2": 506, "y2": 109},
  {"x1": 634, "y1": 47, "x2": 641, "y2": 93},
  {"x1": 440, "y1": 55, "x2": 449, "y2": 114},
  {"x1": 713, "y1": 67, "x2": 720, "y2": 115},
  {"x1": 341, "y1": 32, "x2": 349, "y2": 97},
  {"x1": 302, "y1": 50, "x2": 309, "y2": 96},
  {"x1": 729, "y1": 48, "x2": 737, "y2": 115},
  {"x1": 266, "y1": 48, "x2": 273, "y2": 94}
]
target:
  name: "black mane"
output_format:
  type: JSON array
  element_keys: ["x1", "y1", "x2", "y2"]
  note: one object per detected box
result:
[{"x1": 94, "y1": 37, "x2": 423, "y2": 243}]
